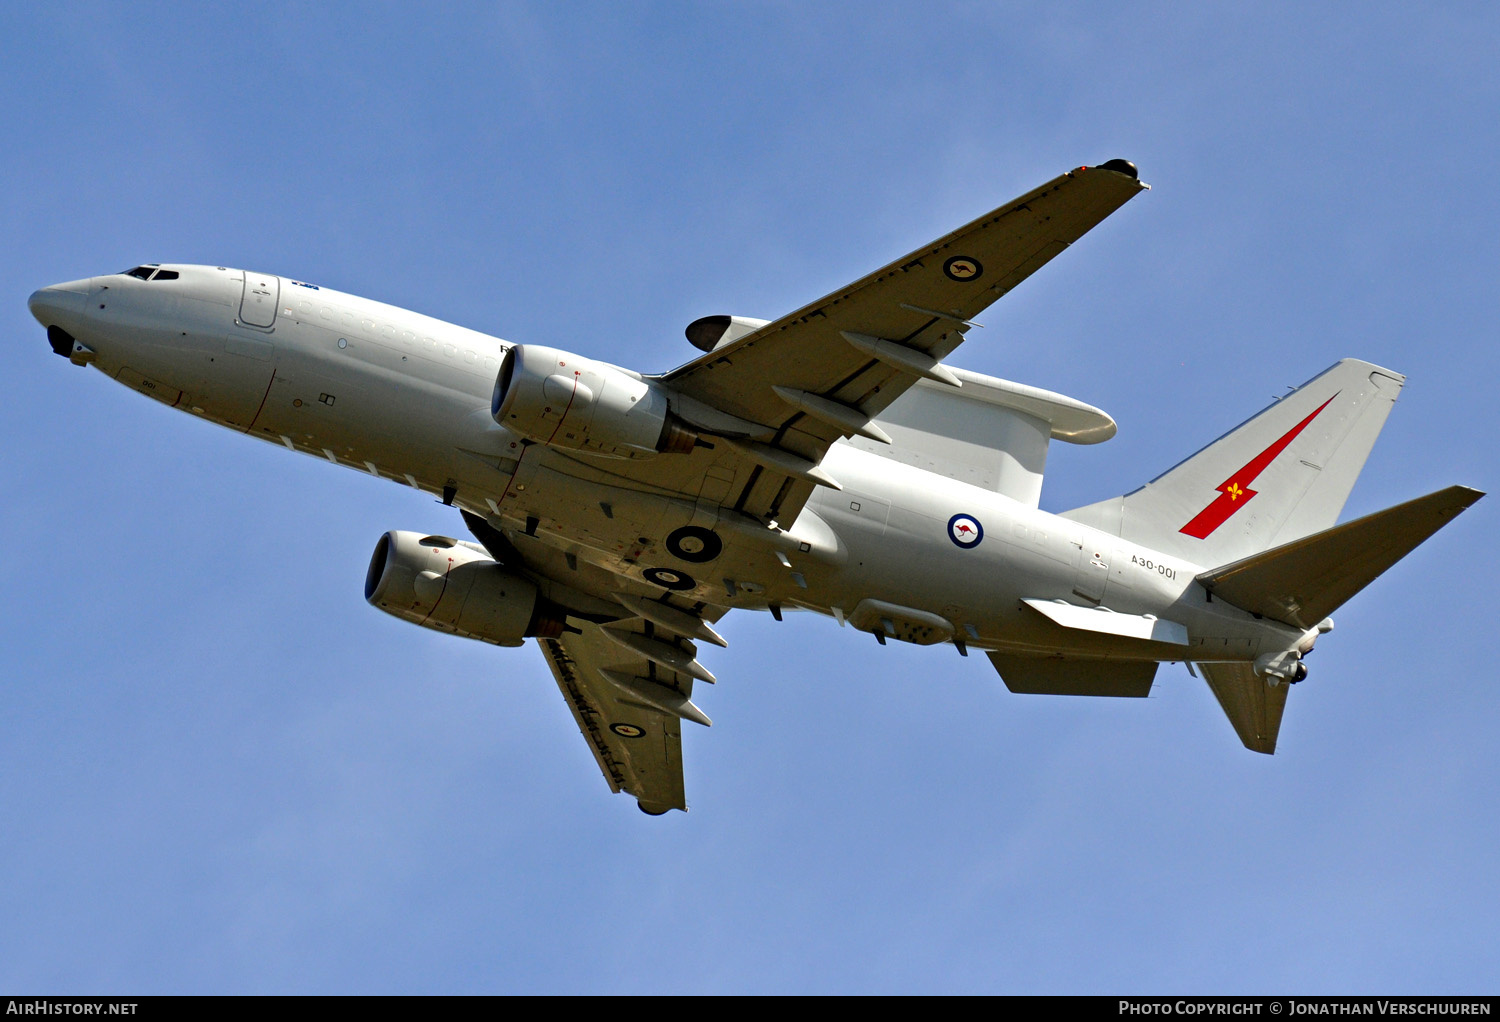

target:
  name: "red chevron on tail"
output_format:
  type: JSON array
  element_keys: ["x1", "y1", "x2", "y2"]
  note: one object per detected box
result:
[{"x1": 1179, "y1": 393, "x2": 1338, "y2": 539}]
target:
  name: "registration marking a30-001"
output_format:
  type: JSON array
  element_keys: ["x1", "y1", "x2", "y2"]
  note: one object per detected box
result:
[{"x1": 1130, "y1": 553, "x2": 1178, "y2": 581}]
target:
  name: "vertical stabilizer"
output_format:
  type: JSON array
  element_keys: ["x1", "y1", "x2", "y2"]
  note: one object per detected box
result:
[{"x1": 1063, "y1": 360, "x2": 1404, "y2": 566}]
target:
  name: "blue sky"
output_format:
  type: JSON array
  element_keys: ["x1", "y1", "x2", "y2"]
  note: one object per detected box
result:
[{"x1": 2, "y1": 3, "x2": 1496, "y2": 994}]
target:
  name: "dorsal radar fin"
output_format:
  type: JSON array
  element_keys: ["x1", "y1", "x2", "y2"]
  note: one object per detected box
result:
[{"x1": 684, "y1": 315, "x2": 770, "y2": 353}]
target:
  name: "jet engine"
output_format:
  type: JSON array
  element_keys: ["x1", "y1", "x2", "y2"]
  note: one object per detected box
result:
[
  {"x1": 365, "y1": 530, "x2": 566, "y2": 646},
  {"x1": 491, "y1": 344, "x2": 696, "y2": 458}
]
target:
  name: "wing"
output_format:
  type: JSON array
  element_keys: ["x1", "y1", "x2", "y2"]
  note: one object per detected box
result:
[
  {"x1": 466, "y1": 510, "x2": 720, "y2": 814},
  {"x1": 536, "y1": 621, "x2": 710, "y2": 815},
  {"x1": 467, "y1": 165, "x2": 1146, "y2": 805},
  {"x1": 653, "y1": 160, "x2": 1148, "y2": 526}
]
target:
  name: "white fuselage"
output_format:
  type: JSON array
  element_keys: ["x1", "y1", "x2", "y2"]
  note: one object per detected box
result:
[{"x1": 31, "y1": 265, "x2": 1311, "y2": 666}]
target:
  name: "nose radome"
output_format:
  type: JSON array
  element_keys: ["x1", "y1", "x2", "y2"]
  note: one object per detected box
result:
[
  {"x1": 28, "y1": 279, "x2": 95, "y2": 325},
  {"x1": 30, "y1": 282, "x2": 97, "y2": 361},
  {"x1": 51, "y1": 277, "x2": 94, "y2": 295},
  {"x1": 29, "y1": 285, "x2": 77, "y2": 324}
]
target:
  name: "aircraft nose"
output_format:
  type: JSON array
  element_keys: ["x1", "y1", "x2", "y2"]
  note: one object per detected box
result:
[
  {"x1": 30, "y1": 281, "x2": 95, "y2": 358},
  {"x1": 28, "y1": 281, "x2": 90, "y2": 325}
]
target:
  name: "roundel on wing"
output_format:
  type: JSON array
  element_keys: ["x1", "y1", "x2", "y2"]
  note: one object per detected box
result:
[
  {"x1": 610, "y1": 723, "x2": 645, "y2": 739},
  {"x1": 943, "y1": 256, "x2": 983, "y2": 282},
  {"x1": 643, "y1": 566, "x2": 696, "y2": 591},
  {"x1": 665, "y1": 525, "x2": 723, "y2": 563},
  {"x1": 947, "y1": 513, "x2": 984, "y2": 548}
]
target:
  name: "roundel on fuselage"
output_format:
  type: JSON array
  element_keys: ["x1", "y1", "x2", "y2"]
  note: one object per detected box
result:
[{"x1": 947, "y1": 513, "x2": 984, "y2": 548}]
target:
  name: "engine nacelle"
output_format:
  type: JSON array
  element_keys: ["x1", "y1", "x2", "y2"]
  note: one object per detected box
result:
[
  {"x1": 364, "y1": 531, "x2": 564, "y2": 646},
  {"x1": 491, "y1": 344, "x2": 695, "y2": 458}
]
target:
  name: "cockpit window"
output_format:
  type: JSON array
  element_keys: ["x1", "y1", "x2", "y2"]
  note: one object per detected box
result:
[{"x1": 120, "y1": 265, "x2": 177, "y2": 281}]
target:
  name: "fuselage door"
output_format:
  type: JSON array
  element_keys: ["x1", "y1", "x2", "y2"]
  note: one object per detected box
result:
[
  {"x1": 1073, "y1": 535, "x2": 1110, "y2": 604},
  {"x1": 240, "y1": 272, "x2": 279, "y2": 328}
]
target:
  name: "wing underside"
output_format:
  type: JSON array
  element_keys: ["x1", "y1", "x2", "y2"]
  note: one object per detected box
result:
[
  {"x1": 637, "y1": 161, "x2": 1148, "y2": 529},
  {"x1": 464, "y1": 510, "x2": 722, "y2": 814},
  {"x1": 537, "y1": 630, "x2": 690, "y2": 814}
]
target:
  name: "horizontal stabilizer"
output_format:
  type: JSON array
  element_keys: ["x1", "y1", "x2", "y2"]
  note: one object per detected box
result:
[
  {"x1": 1197, "y1": 485, "x2": 1483, "y2": 629},
  {"x1": 1199, "y1": 661, "x2": 1288, "y2": 754},
  {"x1": 1022, "y1": 598, "x2": 1189, "y2": 645},
  {"x1": 988, "y1": 653, "x2": 1158, "y2": 697}
]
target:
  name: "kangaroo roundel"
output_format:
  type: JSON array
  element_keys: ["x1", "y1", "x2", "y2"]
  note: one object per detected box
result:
[
  {"x1": 943, "y1": 255, "x2": 983, "y2": 281},
  {"x1": 947, "y1": 514, "x2": 984, "y2": 548}
]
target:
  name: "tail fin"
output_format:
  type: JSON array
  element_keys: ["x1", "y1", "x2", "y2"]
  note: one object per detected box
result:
[{"x1": 1063, "y1": 359, "x2": 1404, "y2": 566}]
